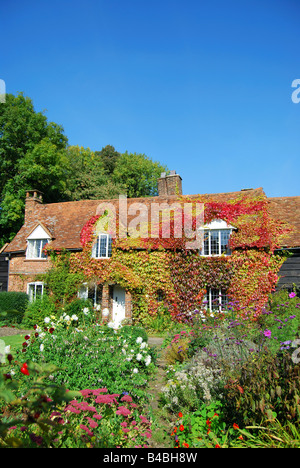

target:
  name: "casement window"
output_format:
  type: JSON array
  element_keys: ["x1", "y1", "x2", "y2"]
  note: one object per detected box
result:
[
  {"x1": 27, "y1": 282, "x2": 44, "y2": 302},
  {"x1": 26, "y1": 239, "x2": 48, "y2": 259},
  {"x1": 200, "y1": 220, "x2": 233, "y2": 256},
  {"x1": 78, "y1": 283, "x2": 103, "y2": 306},
  {"x1": 26, "y1": 224, "x2": 51, "y2": 259},
  {"x1": 203, "y1": 288, "x2": 228, "y2": 312},
  {"x1": 92, "y1": 233, "x2": 112, "y2": 259}
]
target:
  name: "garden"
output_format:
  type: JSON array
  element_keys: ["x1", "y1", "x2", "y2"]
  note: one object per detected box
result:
[{"x1": 0, "y1": 287, "x2": 299, "y2": 448}]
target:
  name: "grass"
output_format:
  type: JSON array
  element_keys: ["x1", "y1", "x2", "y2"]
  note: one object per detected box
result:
[{"x1": 0, "y1": 333, "x2": 27, "y2": 356}]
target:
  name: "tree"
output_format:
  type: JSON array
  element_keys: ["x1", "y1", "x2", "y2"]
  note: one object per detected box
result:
[
  {"x1": 63, "y1": 145, "x2": 126, "y2": 201},
  {"x1": 112, "y1": 151, "x2": 167, "y2": 198},
  {"x1": 94, "y1": 145, "x2": 120, "y2": 175},
  {"x1": 0, "y1": 93, "x2": 68, "y2": 246}
]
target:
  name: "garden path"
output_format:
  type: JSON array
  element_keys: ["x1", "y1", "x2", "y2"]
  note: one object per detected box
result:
[{"x1": 147, "y1": 336, "x2": 173, "y2": 448}]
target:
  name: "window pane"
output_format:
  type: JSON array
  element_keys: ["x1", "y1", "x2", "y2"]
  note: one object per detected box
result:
[
  {"x1": 220, "y1": 230, "x2": 230, "y2": 254},
  {"x1": 99, "y1": 235, "x2": 108, "y2": 257},
  {"x1": 203, "y1": 232, "x2": 209, "y2": 255},
  {"x1": 40, "y1": 239, "x2": 48, "y2": 258},
  {"x1": 28, "y1": 284, "x2": 35, "y2": 301},
  {"x1": 107, "y1": 235, "x2": 112, "y2": 257},
  {"x1": 36, "y1": 284, "x2": 43, "y2": 298},
  {"x1": 211, "y1": 289, "x2": 220, "y2": 311},
  {"x1": 221, "y1": 291, "x2": 228, "y2": 310},
  {"x1": 78, "y1": 284, "x2": 88, "y2": 299},
  {"x1": 210, "y1": 231, "x2": 219, "y2": 255}
]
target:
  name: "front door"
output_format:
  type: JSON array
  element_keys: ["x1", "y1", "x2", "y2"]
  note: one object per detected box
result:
[{"x1": 112, "y1": 286, "x2": 126, "y2": 328}]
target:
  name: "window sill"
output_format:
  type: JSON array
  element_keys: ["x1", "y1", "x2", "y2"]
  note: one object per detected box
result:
[{"x1": 25, "y1": 258, "x2": 48, "y2": 261}]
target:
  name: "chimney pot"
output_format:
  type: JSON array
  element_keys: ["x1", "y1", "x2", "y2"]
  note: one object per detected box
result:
[{"x1": 157, "y1": 171, "x2": 182, "y2": 196}]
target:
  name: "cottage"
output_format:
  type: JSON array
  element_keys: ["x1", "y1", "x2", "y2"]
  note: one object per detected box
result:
[{"x1": 2, "y1": 173, "x2": 300, "y2": 326}]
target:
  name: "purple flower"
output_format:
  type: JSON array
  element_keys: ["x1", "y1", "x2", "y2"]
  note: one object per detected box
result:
[{"x1": 263, "y1": 330, "x2": 272, "y2": 339}]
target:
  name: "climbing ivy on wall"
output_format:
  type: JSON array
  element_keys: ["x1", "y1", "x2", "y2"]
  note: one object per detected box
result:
[{"x1": 45, "y1": 192, "x2": 292, "y2": 324}]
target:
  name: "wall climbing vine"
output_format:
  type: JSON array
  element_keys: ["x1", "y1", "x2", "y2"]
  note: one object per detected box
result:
[{"x1": 46, "y1": 192, "x2": 292, "y2": 324}]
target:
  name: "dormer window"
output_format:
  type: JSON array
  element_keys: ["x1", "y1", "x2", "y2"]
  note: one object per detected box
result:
[
  {"x1": 92, "y1": 233, "x2": 112, "y2": 259},
  {"x1": 26, "y1": 224, "x2": 51, "y2": 259},
  {"x1": 200, "y1": 219, "x2": 234, "y2": 256}
]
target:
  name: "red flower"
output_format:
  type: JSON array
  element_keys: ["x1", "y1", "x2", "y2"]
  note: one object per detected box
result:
[
  {"x1": 20, "y1": 363, "x2": 29, "y2": 376},
  {"x1": 178, "y1": 412, "x2": 183, "y2": 418},
  {"x1": 233, "y1": 423, "x2": 239, "y2": 430},
  {"x1": 215, "y1": 444, "x2": 221, "y2": 448},
  {"x1": 179, "y1": 425, "x2": 184, "y2": 432}
]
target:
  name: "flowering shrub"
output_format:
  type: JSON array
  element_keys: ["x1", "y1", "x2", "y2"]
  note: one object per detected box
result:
[
  {"x1": 0, "y1": 358, "x2": 152, "y2": 448},
  {"x1": 171, "y1": 404, "x2": 243, "y2": 449},
  {"x1": 10, "y1": 315, "x2": 155, "y2": 402}
]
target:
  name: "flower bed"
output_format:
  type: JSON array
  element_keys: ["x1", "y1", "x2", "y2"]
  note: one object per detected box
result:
[{"x1": 0, "y1": 307, "x2": 157, "y2": 448}]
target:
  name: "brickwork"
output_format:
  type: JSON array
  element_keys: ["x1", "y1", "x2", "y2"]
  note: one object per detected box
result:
[{"x1": 8, "y1": 255, "x2": 50, "y2": 293}]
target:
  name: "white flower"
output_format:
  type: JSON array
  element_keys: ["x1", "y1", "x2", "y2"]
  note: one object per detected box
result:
[
  {"x1": 83, "y1": 307, "x2": 89, "y2": 315},
  {"x1": 145, "y1": 355, "x2": 152, "y2": 366},
  {"x1": 136, "y1": 337, "x2": 143, "y2": 344},
  {"x1": 71, "y1": 314, "x2": 78, "y2": 321},
  {"x1": 64, "y1": 315, "x2": 70, "y2": 321},
  {"x1": 5, "y1": 345, "x2": 11, "y2": 354},
  {"x1": 136, "y1": 353, "x2": 142, "y2": 361},
  {"x1": 140, "y1": 342, "x2": 147, "y2": 349},
  {"x1": 44, "y1": 317, "x2": 51, "y2": 324},
  {"x1": 40, "y1": 344, "x2": 44, "y2": 352},
  {"x1": 133, "y1": 368, "x2": 139, "y2": 374}
]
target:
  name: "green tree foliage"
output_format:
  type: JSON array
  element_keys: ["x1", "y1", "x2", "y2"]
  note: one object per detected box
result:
[
  {"x1": 63, "y1": 145, "x2": 126, "y2": 201},
  {"x1": 112, "y1": 151, "x2": 167, "y2": 198},
  {"x1": 0, "y1": 93, "x2": 68, "y2": 245}
]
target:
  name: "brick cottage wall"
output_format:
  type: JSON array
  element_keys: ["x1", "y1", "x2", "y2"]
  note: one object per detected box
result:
[{"x1": 8, "y1": 254, "x2": 51, "y2": 293}]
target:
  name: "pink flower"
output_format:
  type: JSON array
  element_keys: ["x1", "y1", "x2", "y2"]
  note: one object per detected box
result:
[
  {"x1": 289, "y1": 292, "x2": 296, "y2": 299},
  {"x1": 263, "y1": 329, "x2": 272, "y2": 338},
  {"x1": 93, "y1": 413, "x2": 103, "y2": 420},
  {"x1": 121, "y1": 394, "x2": 133, "y2": 403},
  {"x1": 65, "y1": 405, "x2": 81, "y2": 414},
  {"x1": 116, "y1": 406, "x2": 131, "y2": 417},
  {"x1": 80, "y1": 424, "x2": 93, "y2": 436},
  {"x1": 85, "y1": 417, "x2": 98, "y2": 429},
  {"x1": 80, "y1": 389, "x2": 92, "y2": 397},
  {"x1": 92, "y1": 388, "x2": 108, "y2": 395}
]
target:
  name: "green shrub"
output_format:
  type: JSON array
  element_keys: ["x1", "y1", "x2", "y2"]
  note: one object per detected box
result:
[
  {"x1": 11, "y1": 320, "x2": 155, "y2": 401},
  {"x1": 224, "y1": 350, "x2": 300, "y2": 427},
  {"x1": 120, "y1": 325, "x2": 148, "y2": 343},
  {"x1": 259, "y1": 290, "x2": 300, "y2": 354},
  {"x1": 59, "y1": 298, "x2": 96, "y2": 325},
  {"x1": 21, "y1": 295, "x2": 56, "y2": 328},
  {"x1": 0, "y1": 292, "x2": 29, "y2": 325}
]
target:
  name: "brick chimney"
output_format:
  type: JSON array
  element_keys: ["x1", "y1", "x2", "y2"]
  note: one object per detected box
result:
[
  {"x1": 25, "y1": 190, "x2": 43, "y2": 223},
  {"x1": 157, "y1": 171, "x2": 182, "y2": 196}
]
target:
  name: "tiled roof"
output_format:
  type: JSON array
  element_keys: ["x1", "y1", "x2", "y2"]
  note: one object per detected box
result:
[
  {"x1": 268, "y1": 196, "x2": 300, "y2": 248},
  {"x1": 3, "y1": 188, "x2": 300, "y2": 252}
]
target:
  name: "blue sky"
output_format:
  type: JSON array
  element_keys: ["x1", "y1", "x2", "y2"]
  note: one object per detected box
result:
[{"x1": 1, "y1": 0, "x2": 300, "y2": 197}]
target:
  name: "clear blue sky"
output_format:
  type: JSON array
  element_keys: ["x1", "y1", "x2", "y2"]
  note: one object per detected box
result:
[{"x1": 1, "y1": 0, "x2": 300, "y2": 197}]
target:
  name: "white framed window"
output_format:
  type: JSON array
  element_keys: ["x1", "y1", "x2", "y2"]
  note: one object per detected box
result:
[
  {"x1": 200, "y1": 219, "x2": 233, "y2": 256},
  {"x1": 27, "y1": 282, "x2": 44, "y2": 302},
  {"x1": 78, "y1": 283, "x2": 102, "y2": 306},
  {"x1": 27, "y1": 239, "x2": 48, "y2": 259},
  {"x1": 203, "y1": 288, "x2": 228, "y2": 312},
  {"x1": 92, "y1": 233, "x2": 112, "y2": 259},
  {"x1": 26, "y1": 225, "x2": 50, "y2": 259}
]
